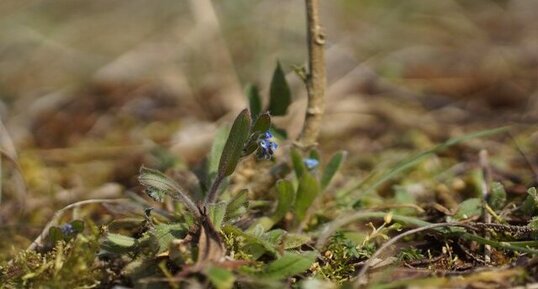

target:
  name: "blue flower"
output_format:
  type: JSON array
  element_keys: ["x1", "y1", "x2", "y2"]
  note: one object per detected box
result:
[
  {"x1": 61, "y1": 223, "x2": 74, "y2": 235},
  {"x1": 257, "y1": 130, "x2": 278, "y2": 159},
  {"x1": 264, "y1": 131, "x2": 273, "y2": 139},
  {"x1": 304, "y1": 158, "x2": 319, "y2": 170}
]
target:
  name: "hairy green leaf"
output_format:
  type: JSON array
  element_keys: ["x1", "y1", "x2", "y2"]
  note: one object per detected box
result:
[
  {"x1": 522, "y1": 187, "x2": 538, "y2": 216},
  {"x1": 138, "y1": 166, "x2": 199, "y2": 217},
  {"x1": 152, "y1": 223, "x2": 188, "y2": 253},
  {"x1": 218, "y1": 109, "x2": 252, "y2": 177},
  {"x1": 243, "y1": 112, "x2": 272, "y2": 156},
  {"x1": 283, "y1": 234, "x2": 311, "y2": 249},
  {"x1": 247, "y1": 217, "x2": 275, "y2": 234},
  {"x1": 261, "y1": 251, "x2": 317, "y2": 280},
  {"x1": 252, "y1": 112, "x2": 271, "y2": 135},
  {"x1": 453, "y1": 198, "x2": 482, "y2": 221},
  {"x1": 291, "y1": 148, "x2": 306, "y2": 179},
  {"x1": 246, "y1": 84, "x2": 262, "y2": 120},
  {"x1": 272, "y1": 180, "x2": 295, "y2": 223},
  {"x1": 209, "y1": 125, "x2": 230, "y2": 178},
  {"x1": 295, "y1": 172, "x2": 321, "y2": 222},
  {"x1": 268, "y1": 61, "x2": 291, "y2": 116},
  {"x1": 106, "y1": 233, "x2": 136, "y2": 247},
  {"x1": 489, "y1": 182, "x2": 507, "y2": 210},
  {"x1": 263, "y1": 229, "x2": 286, "y2": 246},
  {"x1": 101, "y1": 233, "x2": 137, "y2": 254}
]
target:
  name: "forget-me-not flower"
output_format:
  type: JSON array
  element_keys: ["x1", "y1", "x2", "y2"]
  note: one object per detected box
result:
[
  {"x1": 304, "y1": 158, "x2": 319, "y2": 170},
  {"x1": 257, "y1": 131, "x2": 278, "y2": 159},
  {"x1": 61, "y1": 223, "x2": 75, "y2": 235}
]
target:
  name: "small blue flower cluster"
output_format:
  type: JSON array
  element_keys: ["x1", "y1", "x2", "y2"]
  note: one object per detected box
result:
[{"x1": 258, "y1": 131, "x2": 278, "y2": 159}]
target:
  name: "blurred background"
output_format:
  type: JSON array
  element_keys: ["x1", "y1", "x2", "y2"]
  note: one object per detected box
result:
[{"x1": 0, "y1": 0, "x2": 537, "y2": 261}]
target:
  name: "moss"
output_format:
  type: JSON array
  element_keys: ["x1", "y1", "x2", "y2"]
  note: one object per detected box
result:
[
  {"x1": 314, "y1": 232, "x2": 374, "y2": 283},
  {"x1": 0, "y1": 234, "x2": 105, "y2": 289}
]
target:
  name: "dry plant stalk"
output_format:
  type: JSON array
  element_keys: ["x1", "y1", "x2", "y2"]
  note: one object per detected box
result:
[{"x1": 299, "y1": 0, "x2": 326, "y2": 148}]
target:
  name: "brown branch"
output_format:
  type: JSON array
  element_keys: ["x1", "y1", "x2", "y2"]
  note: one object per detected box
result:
[{"x1": 298, "y1": 0, "x2": 326, "y2": 149}]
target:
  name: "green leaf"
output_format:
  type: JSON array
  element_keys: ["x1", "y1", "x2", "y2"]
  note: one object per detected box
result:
[
  {"x1": 252, "y1": 112, "x2": 271, "y2": 135},
  {"x1": 48, "y1": 226, "x2": 64, "y2": 245},
  {"x1": 70, "y1": 220, "x2": 85, "y2": 233},
  {"x1": 208, "y1": 201, "x2": 227, "y2": 229},
  {"x1": 522, "y1": 187, "x2": 538, "y2": 216},
  {"x1": 272, "y1": 180, "x2": 295, "y2": 223},
  {"x1": 294, "y1": 172, "x2": 321, "y2": 222},
  {"x1": 108, "y1": 217, "x2": 145, "y2": 230},
  {"x1": 283, "y1": 234, "x2": 311, "y2": 249},
  {"x1": 218, "y1": 109, "x2": 252, "y2": 177},
  {"x1": 320, "y1": 151, "x2": 347, "y2": 190},
  {"x1": 453, "y1": 198, "x2": 482, "y2": 221},
  {"x1": 261, "y1": 251, "x2": 317, "y2": 280},
  {"x1": 243, "y1": 113, "x2": 272, "y2": 156},
  {"x1": 247, "y1": 217, "x2": 275, "y2": 234},
  {"x1": 268, "y1": 61, "x2": 292, "y2": 116},
  {"x1": 246, "y1": 84, "x2": 262, "y2": 120},
  {"x1": 152, "y1": 223, "x2": 188, "y2": 253},
  {"x1": 138, "y1": 166, "x2": 199, "y2": 217},
  {"x1": 209, "y1": 125, "x2": 230, "y2": 178},
  {"x1": 489, "y1": 182, "x2": 507, "y2": 210},
  {"x1": 222, "y1": 225, "x2": 279, "y2": 258},
  {"x1": 263, "y1": 229, "x2": 286, "y2": 246},
  {"x1": 291, "y1": 148, "x2": 306, "y2": 179},
  {"x1": 225, "y1": 189, "x2": 248, "y2": 221},
  {"x1": 207, "y1": 266, "x2": 235, "y2": 289},
  {"x1": 101, "y1": 233, "x2": 137, "y2": 254},
  {"x1": 107, "y1": 233, "x2": 136, "y2": 247}
]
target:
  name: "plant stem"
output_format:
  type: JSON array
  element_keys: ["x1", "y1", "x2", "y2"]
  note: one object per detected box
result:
[
  {"x1": 205, "y1": 175, "x2": 224, "y2": 204},
  {"x1": 298, "y1": 0, "x2": 326, "y2": 148},
  {"x1": 169, "y1": 183, "x2": 202, "y2": 219},
  {"x1": 26, "y1": 198, "x2": 130, "y2": 251}
]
